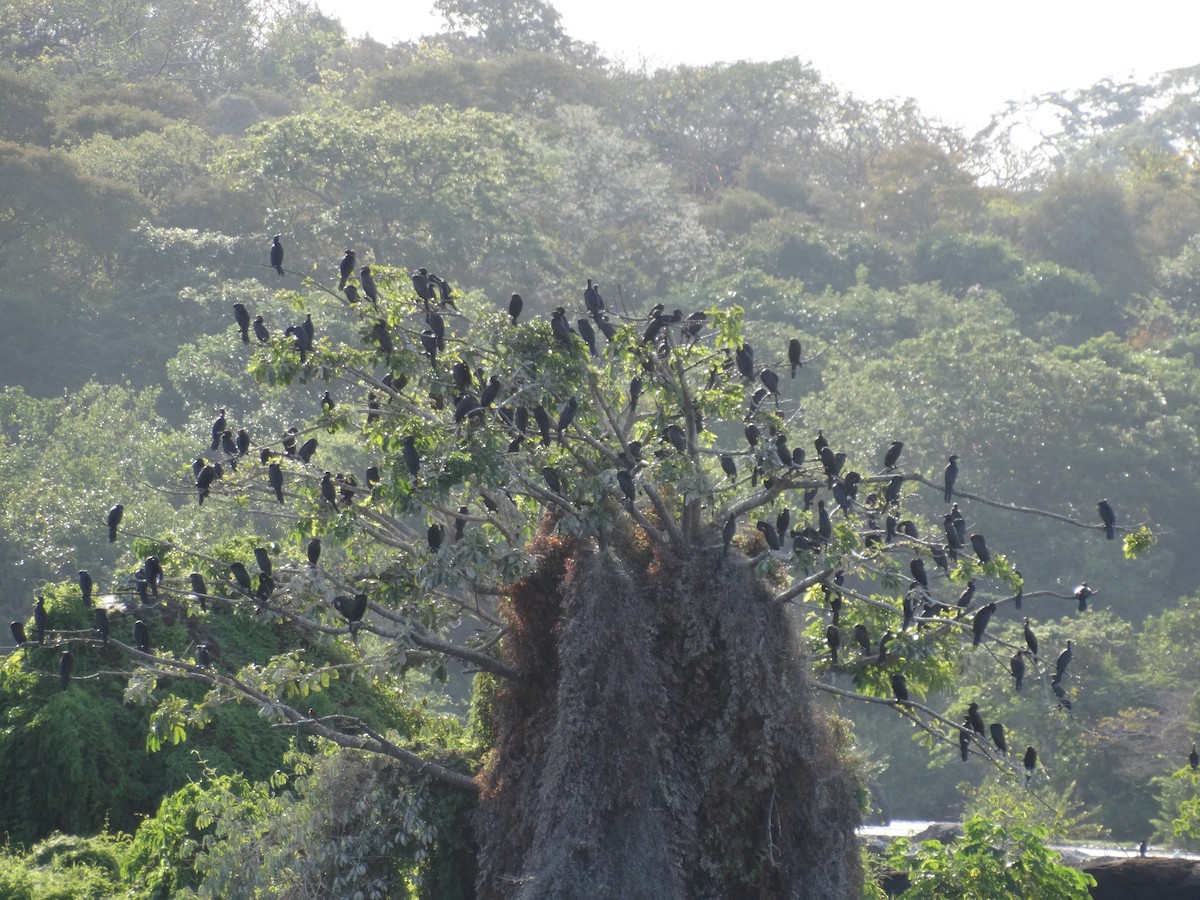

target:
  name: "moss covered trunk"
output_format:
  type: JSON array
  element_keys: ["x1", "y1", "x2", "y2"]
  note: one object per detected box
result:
[{"x1": 475, "y1": 527, "x2": 862, "y2": 899}]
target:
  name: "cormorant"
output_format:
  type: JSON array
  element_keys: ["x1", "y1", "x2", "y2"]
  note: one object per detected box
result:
[
  {"x1": 79, "y1": 570, "x2": 92, "y2": 606},
  {"x1": 254, "y1": 547, "x2": 272, "y2": 576},
  {"x1": 402, "y1": 436, "x2": 420, "y2": 477},
  {"x1": 344, "y1": 284, "x2": 360, "y2": 304},
  {"x1": 959, "y1": 727, "x2": 971, "y2": 761},
  {"x1": 970, "y1": 533, "x2": 991, "y2": 564},
  {"x1": 252, "y1": 315, "x2": 270, "y2": 344},
  {"x1": 94, "y1": 607, "x2": 108, "y2": 645},
  {"x1": 989, "y1": 722, "x2": 1007, "y2": 755},
  {"x1": 307, "y1": 538, "x2": 321, "y2": 566},
  {"x1": 195, "y1": 464, "x2": 215, "y2": 504},
  {"x1": 1052, "y1": 680, "x2": 1072, "y2": 710},
  {"x1": 1098, "y1": 499, "x2": 1116, "y2": 540},
  {"x1": 719, "y1": 454, "x2": 737, "y2": 482},
  {"x1": 210, "y1": 409, "x2": 227, "y2": 450},
  {"x1": 270, "y1": 234, "x2": 284, "y2": 276},
  {"x1": 734, "y1": 344, "x2": 754, "y2": 381},
  {"x1": 542, "y1": 467, "x2": 564, "y2": 497},
  {"x1": 339, "y1": 250, "x2": 356, "y2": 290},
  {"x1": 744, "y1": 424, "x2": 760, "y2": 448},
  {"x1": 1010, "y1": 652, "x2": 1025, "y2": 691},
  {"x1": 854, "y1": 623, "x2": 871, "y2": 653},
  {"x1": 321, "y1": 471, "x2": 337, "y2": 507},
  {"x1": 884, "y1": 441, "x2": 904, "y2": 470},
  {"x1": 817, "y1": 501, "x2": 832, "y2": 543},
  {"x1": 944, "y1": 455, "x2": 959, "y2": 503},
  {"x1": 533, "y1": 406, "x2": 552, "y2": 446},
  {"x1": 891, "y1": 673, "x2": 909, "y2": 704},
  {"x1": 1054, "y1": 640, "x2": 1073, "y2": 684},
  {"x1": 33, "y1": 596, "x2": 47, "y2": 645},
  {"x1": 972, "y1": 602, "x2": 996, "y2": 647},
  {"x1": 230, "y1": 561, "x2": 253, "y2": 594},
  {"x1": 577, "y1": 318, "x2": 597, "y2": 357},
  {"x1": 910, "y1": 558, "x2": 928, "y2": 589},
  {"x1": 297, "y1": 437, "x2": 318, "y2": 463},
  {"x1": 1191, "y1": 745, "x2": 1199, "y2": 770},
  {"x1": 1074, "y1": 582, "x2": 1093, "y2": 611},
  {"x1": 190, "y1": 572, "x2": 207, "y2": 611},
  {"x1": 144, "y1": 556, "x2": 162, "y2": 597},
  {"x1": 107, "y1": 503, "x2": 123, "y2": 543},
  {"x1": 359, "y1": 266, "x2": 379, "y2": 303},
  {"x1": 584, "y1": 279, "x2": 604, "y2": 315},
  {"x1": 788, "y1": 338, "x2": 802, "y2": 377},
  {"x1": 722, "y1": 514, "x2": 736, "y2": 557},
  {"x1": 268, "y1": 462, "x2": 284, "y2": 504},
  {"x1": 1024, "y1": 746, "x2": 1037, "y2": 783},
  {"x1": 759, "y1": 368, "x2": 780, "y2": 400},
  {"x1": 956, "y1": 579, "x2": 976, "y2": 611},
  {"x1": 774, "y1": 434, "x2": 792, "y2": 467},
  {"x1": 236, "y1": 429, "x2": 250, "y2": 456},
  {"x1": 756, "y1": 521, "x2": 781, "y2": 551},
  {"x1": 508, "y1": 293, "x2": 523, "y2": 325},
  {"x1": 233, "y1": 302, "x2": 250, "y2": 343},
  {"x1": 59, "y1": 650, "x2": 72, "y2": 687},
  {"x1": 196, "y1": 644, "x2": 211, "y2": 669},
  {"x1": 825, "y1": 624, "x2": 841, "y2": 664},
  {"x1": 10, "y1": 621, "x2": 26, "y2": 646},
  {"x1": 427, "y1": 523, "x2": 445, "y2": 553},
  {"x1": 556, "y1": 396, "x2": 578, "y2": 441},
  {"x1": 966, "y1": 702, "x2": 986, "y2": 736},
  {"x1": 134, "y1": 619, "x2": 150, "y2": 653},
  {"x1": 426, "y1": 311, "x2": 445, "y2": 351},
  {"x1": 617, "y1": 470, "x2": 636, "y2": 503},
  {"x1": 931, "y1": 544, "x2": 950, "y2": 576}
]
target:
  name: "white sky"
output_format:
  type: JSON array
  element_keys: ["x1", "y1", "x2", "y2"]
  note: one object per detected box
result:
[{"x1": 318, "y1": 0, "x2": 1200, "y2": 131}]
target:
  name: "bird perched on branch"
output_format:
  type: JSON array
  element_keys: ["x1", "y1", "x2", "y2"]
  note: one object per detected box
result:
[
  {"x1": 1098, "y1": 499, "x2": 1116, "y2": 540},
  {"x1": 944, "y1": 454, "x2": 959, "y2": 503},
  {"x1": 270, "y1": 234, "x2": 284, "y2": 276},
  {"x1": 339, "y1": 250, "x2": 356, "y2": 290}
]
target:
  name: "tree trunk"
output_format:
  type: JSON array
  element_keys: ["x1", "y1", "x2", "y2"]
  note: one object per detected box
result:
[{"x1": 475, "y1": 524, "x2": 863, "y2": 899}]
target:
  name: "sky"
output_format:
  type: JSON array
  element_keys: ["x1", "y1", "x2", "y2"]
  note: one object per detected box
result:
[{"x1": 317, "y1": 0, "x2": 1200, "y2": 132}]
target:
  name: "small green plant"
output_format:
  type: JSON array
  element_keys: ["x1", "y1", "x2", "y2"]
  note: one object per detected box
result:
[{"x1": 887, "y1": 816, "x2": 1095, "y2": 899}]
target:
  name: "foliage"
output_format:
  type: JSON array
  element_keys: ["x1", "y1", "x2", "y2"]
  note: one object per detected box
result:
[{"x1": 887, "y1": 816, "x2": 1096, "y2": 899}]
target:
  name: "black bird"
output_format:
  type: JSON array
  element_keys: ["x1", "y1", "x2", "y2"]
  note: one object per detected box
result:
[
  {"x1": 989, "y1": 722, "x2": 1007, "y2": 755},
  {"x1": 759, "y1": 368, "x2": 780, "y2": 401},
  {"x1": 134, "y1": 619, "x2": 150, "y2": 653},
  {"x1": 10, "y1": 621, "x2": 25, "y2": 647},
  {"x1": 79, "y1": 570, "x2": 93, "y2": 606},
  {"x1": 1013, "y1": 568, "x2": 1024, "y2": 610},
  {"x1": 776, "y1": 508, "x2": 790, "y2": 538},
  {"x1": 365, "y1": 464, "x2": 380, "y2": 487},
  {"x1": 454, "y1": 506, "x2": 469, "y2": 542},
  {"x1": 956, "y1": 579, "x2": 976, "y2": 612},
  {"x1": 144, "y1": 556, "x2": 163, "y2": 597},
  {"x1": 775, "y1": 434, "x2": 792, "y2": 467},
  {"x1": 256, "y1": 572, "x2": 275, "y2": 601},
  {"x1": 1073, "y1": 582, "x2": 1093, "y2": 612},
  {"x1": 877, "y1": 631, "x2": 893, "y2": 661},
  {"x1": 584, "y1": 278, "x2": 604, "y2": 315},
  {"x1": 734, "y1": 344, "x2": 754, "y2": 382},
  {"x1": 788, "y1": 338, "x2": 802, "y2": 377},
  {"x1": 33, "y1": 596, "x2": 47, "y2": 645},
  {"x1": 297, "y1": 437, "x2": 318, "y2": 463},
  {"x1": 533, "y1": 406, "x2": 552, "y2": 446},
  {"x1": 302, "y1": 538, "x2": 319, "y2": 567},
  {"x1": 556, "y1": 397, "x2": 578, "y2": 441},
  {"x1": 107, "y1": 503, "x2": 123, "y2": 542},
  {"x1": 236, "y1": 429, "x2": 250, "y2": 456},
  {"x1": 254, "y1": 547, "x2": 272, "y2": 576},
  {"x1": 970, "y1": 533, "x2": 991, "y2": 565},
  {"x1": 196, "y1": 644, "x2": 211, "y2": 669},
  {"x1": 233, "y1": 302, "x2": 251, "y2": 343},
  {"x1": 896, "y1": 520, "x2": 918, "y2": 540},
  {"x1": 1023, "y1": 618, "x2": 1038, "y2": 656},
  {"x1": 359, "y1": 266, "x2": 379, "y2": 303},
  {"x1": 270, "y1": 234, "x2": 284, "y2": 275},
  {"x1": 577, "y1": 318, "x2": 597, "y2": 357},
  {"x1": 344, "y1": 284, "x2": 360, "y2": 304},
  {"x1": 910, "y1": 558, "x2": 928, "y2": 589},
  {"x1": 719, "y1": 454, "x2": 738, "y2": 482},
  {"x1": 1191, "y1": 744, "x2": 1199, "y2": 770},
  {"x1": 506, "y1": 292, "x2": 524, "y2": 325},
  {"x1": 542, "y1": 466, "x2": 564, "y2": 497},
  {"x1": 321, "y1": 391, "x2": 335, "y2": 416},
  {"x1": 944, "y1": 455, "x2": 959, "y2": 503},
  {"x1": 94, "y1": 607, "x2": 109, "y2": 645},
  {"x1": 1010, "y1": 651, "x2": 1026, "y2": 692},
  {"x1": 339, "y1": 249, "x2": 356, "y2": 290},
  {"x1": 451, "y1": 361, "x2": 472, "y2": 392},
  {"x1": 943, "y1": 515, "x2": 961, "y2": 560},
  {"x1": 1098, "y1": 499, "x2": 1116, "y2": 540},
  {"x1": 402, "y1": 436, "x2": 420, "y2": 477},
  {"x1": 1024, "y1": 746, "x2": 1037, "y2": 784},
  {"x1": 190, "y1": 572, "x2": 207, "y2": 611},
  {"x1": 321, "y1": 471, "x2": 337, "y2": 507},
  {"x1": 333, "y1": 594, "x2": 369, "y2": 640},
  {"x1": 1054, "y1": 640, "x2": 1073, "y2": 684},
  {"x1": 230, "y1": 562, "x2": 253, "y2": 595},
  {"x1": 253, "y1": 315, "x2": 270, "y2": 343},
  {"x1": 756, "y1": 521, "x2": 781, "y2": 551},
  {"x1": 931, "y1": 544, "x2": 950, "y2": 576},
  {"x1": 744, "y1": 424, "x2": 760, "y2": 448},
  {"x1": 853, "y1": 623, "x2": 871, "y2": 653},
  {"x1": 891, "y1": 673, "x2": 909, "y2": 704},
  {"x1": 972, "y1": 602, "x2": 996, "y2": 647},
  {"x1": 722, "y1": 514, "x2": 737, "y2": 557},
  {"x1": 665, "y1": 423, "x2": 687, "y2": 453},
  {"x1": 1052, "y1": 680, "x2": 1072, "y2": 710},
  {"x1": 959, "y1": 727, "x2": 971, "y2": 761},
  {"x1": 617, "y1": 470, "x2": 636, "y2": 503},
  {"x1": 220, "y1": 429, "x2": 238, "y2": 458},
  {"x1": 902, "y1": 588, "x2": 914, "y2": 631},
  {"x1": 825, "y1": 624, "x2": 841, "y2": 664},
  {"x1": 59, "y1": 650, "x2": 72, "y2": 687},
  {"x1": 426, "y1": 311, "x2": 445, "y2": 351},
  {"x1": 210, "y1": 409, "x2": 227, "y2": 451},
  {"x1": 427, "y1": 523, "x2": 445, "y2": 553},
  {"x1": 282, "y1": 429, "x2": 298, "y2": 457},
  {"x1": 884, "y1": 441, "x2": 904, "y2": 470},
  {"x1": 817, "y1": 501, "x2": 832, "y2": 543},
  {"x1": 371, "y1": 321, "x2": 393, "y2": 355},
  {"x1": 195, "y1": 464, "x2": 215, "y2": 505},
  {"x1": 268, "y1": 462, "x2": 284, "y2": 504},
  {"x1": 814, "y1": 430, "x2": 829, "y2": 456},
  {"x1": 966, "y1": 702, "x2": 986, "y2": 736},
  {"x1": 303, "y1": 313, "x2": 315, "y2": 349},
  {"x1": 682, "y1": 311, "x2": 706, "y2": 343},
  {"x1": 791, "y1": 447, "x2": 806, "y2": 467}
]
